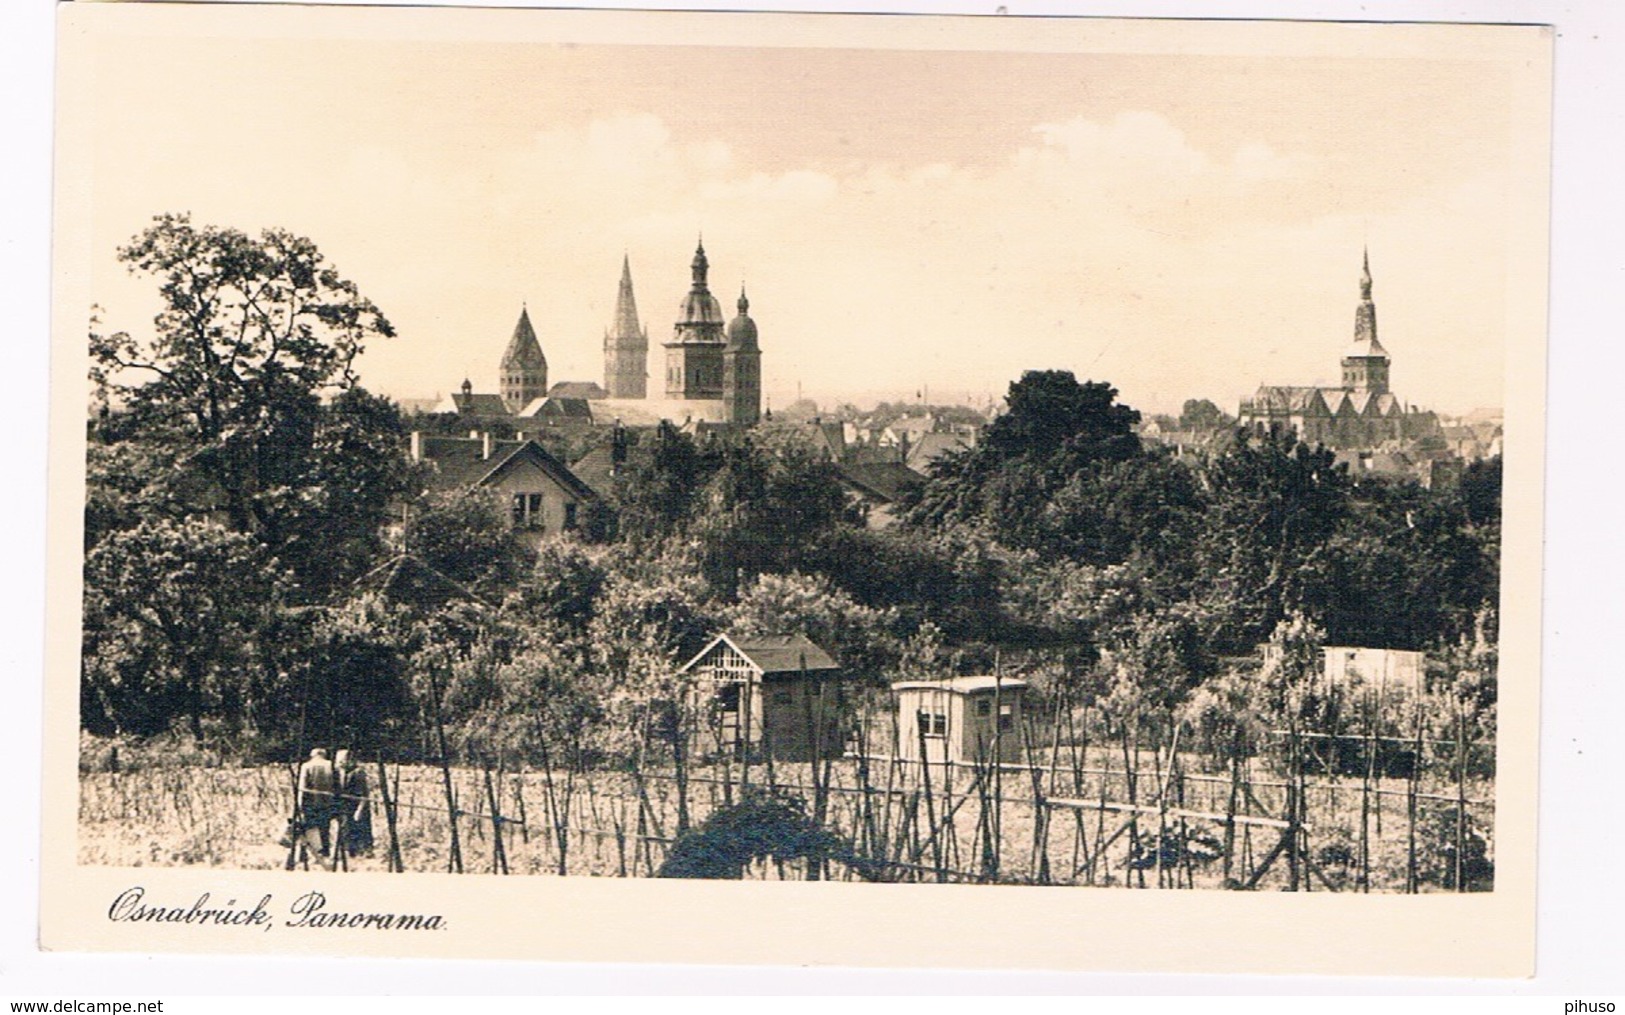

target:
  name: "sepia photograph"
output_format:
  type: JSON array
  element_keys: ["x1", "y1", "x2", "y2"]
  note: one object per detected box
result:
[{"x1": 38, "y1": 1, "x2": 1553, "y2": 975}]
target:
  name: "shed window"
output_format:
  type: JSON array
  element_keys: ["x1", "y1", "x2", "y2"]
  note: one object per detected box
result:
[
  {"x1": 773, "y1": 689, "x2": 792, "y2": 706},
  {"x1": 975, "y1": 699, "x2": 992, "y2": 718},
  {"x1": 563, "y1": 502, "x2": 578, "y2": 531},
  {"x1": 916, "y1": 710, "x2": 947, "y2": 738},
  {"x1": 998, "y1": 703, "x2": 1014, "y2": 732}
]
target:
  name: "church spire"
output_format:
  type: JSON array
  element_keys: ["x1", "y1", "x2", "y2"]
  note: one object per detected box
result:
[
  {"x1": 690, "y1": 238, "x2": 710, "y2": 290},
  {"x1": 1352, "y1": 249, "x2": 1383, "y2": 354},
  {"x1": 604, "y1": 254, "x2": 649, "y2": 399},
  {"x1": 500, "y1": 305, "x2": 547, "y2": 411},
  {"x1": 611, "y1": 253, "x2": 643, "y2": 341}
]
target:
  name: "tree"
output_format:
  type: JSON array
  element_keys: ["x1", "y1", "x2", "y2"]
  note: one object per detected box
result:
[
  {"x1": 1196, "y1": 428, "x2": 1352, "y2": 653},
  {"x1": 408, "y1": 489, "x2": 535, "y2": 596},
  {"x1": 1178, "y1": 398, "x2": 1230, "y2": 432},
  {"x1": 903, "y1": 372, "x2": 1156, "y2": 566},
  {"x1": 82, "y1": 518, "x2": 286, "y2": 740},
  {"x1": 88, "y1": 214, "x2": 399, "y2": 597}
]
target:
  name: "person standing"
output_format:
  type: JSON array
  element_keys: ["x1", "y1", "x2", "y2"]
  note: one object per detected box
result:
[
  {"x1": 294, "y1": 747, "x2": 336, "y2": 871},
  {"x1": 335, "y1": 749, "x2": 374, "y2": 857}
]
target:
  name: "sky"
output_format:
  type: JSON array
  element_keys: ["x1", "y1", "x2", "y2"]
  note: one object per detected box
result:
[{"x1": 77, "y1": 11, "x2": 1543, "y2": 417}]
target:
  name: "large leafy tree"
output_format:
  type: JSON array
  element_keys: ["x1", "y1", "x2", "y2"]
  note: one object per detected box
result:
[
  {"x1": 904, "y1": 371, "x2": 1177, "y2": 569},
  {"x1": 1195, "y1": 428, "x2": 1352, "y2": 654},
  {"x1": 88, "y1": 213, "x2": 405, "y2": 599}
]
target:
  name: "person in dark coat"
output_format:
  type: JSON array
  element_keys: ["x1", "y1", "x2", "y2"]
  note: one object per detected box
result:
[
  {"x1": 335, "y1": 749, "x2": 374, "y2": 856},
  {"x1": 294, "y1": 747, "x2": 336, "y2": 870}
]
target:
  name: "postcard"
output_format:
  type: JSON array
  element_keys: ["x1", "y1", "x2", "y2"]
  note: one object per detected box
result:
[{"x1": 43, "y1": 2, "x2": 1551, "y2": 974}]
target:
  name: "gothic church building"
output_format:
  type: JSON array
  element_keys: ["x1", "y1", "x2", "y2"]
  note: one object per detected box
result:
[
  {"x1": 447, "y1": 240, "x2": 763, "y2": 428},
  {"x1": 1237, "y1": 252, "x2": 1439, "y2": 449}
]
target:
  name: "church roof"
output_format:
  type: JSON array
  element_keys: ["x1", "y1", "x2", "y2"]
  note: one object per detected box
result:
[
  {"x1": 593, "y1": 396, "x2": 730, "y2": 427},
  {"x1": 516, "y1": 396, "x2": 594, "y2": 421},
  {"x1": 607, "y1": 255, "x2": 648, "y2": 348},
  {"x1": 1248, "y1": 385, "x2": 1330, "y2": 414},
  {"x1": 501, "y1": 307, "x2": 548, "y2": 370},
  {"x1": 548, "y1": 381, "x2": 609, "y2": 400},
  {"x1": 1344, "y1": 250, "x2": 1390, "y2": 361},
  {"x1": 451, "y1": 391, "x2": 513, "y2": 417},
  {"x1": 724, "y1": 286, "x2": 759, "y2": 351},
  {"x1": 1343, "y1": 334, "x2": 1390, "y2": 360},
  {"x1": 676, "y1": 240, "x2": 726, "y2": 331}
]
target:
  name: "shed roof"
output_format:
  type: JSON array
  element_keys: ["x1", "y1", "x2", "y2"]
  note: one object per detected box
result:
[
  {"x1": 679, "y1": 632, "x2": 841, "y2": 676},
  {"x1": 890, "y1": 676, "x2": 1030, "y2": 694}
]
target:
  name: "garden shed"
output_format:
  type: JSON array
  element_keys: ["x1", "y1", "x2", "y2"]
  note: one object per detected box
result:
[
  {"x1": 676, "y1": 633, "x2": 846, "y2": 762},
  {"x1": 889, "y1": 675, "x2": 1029, "y2": 765}
]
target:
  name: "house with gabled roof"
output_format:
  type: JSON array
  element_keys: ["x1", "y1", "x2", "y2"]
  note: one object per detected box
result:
[
  {"x1": 836, "y1": 461, "x2": 921, "y2": 528},
  {"x1": 676, "y1": 633, "x2": 846, "y2": 762},
  {"x1": 410, "y1": 431, "x2": 598, "y2": 545}
]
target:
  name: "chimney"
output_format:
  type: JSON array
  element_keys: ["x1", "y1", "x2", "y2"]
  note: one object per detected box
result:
[
  {"x1": 409, "y1": 431, "x2": 422, "y2": 462},
  {"x1": 481, "y1": 431, "x2": 493, "y2": 460}
]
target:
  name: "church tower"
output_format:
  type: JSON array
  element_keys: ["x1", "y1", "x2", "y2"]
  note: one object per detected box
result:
[
  {"x1": 724, "y1": 285, "x2": 762, "y2": 426},
  {"x1": 500, "y1": 305, "x2": 547, "y2": 411},
  {"x1": 1340, "y1": 249, "x2": 1391, "y2": 394},
  {"x1": 603, "y1": 255, "x2": 649, "y2": 399},
  {"x1": 664, "y1": 240, "x2": 726, "y2": 400}
]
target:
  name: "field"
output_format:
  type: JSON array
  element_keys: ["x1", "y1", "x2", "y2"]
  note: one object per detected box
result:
[{"x1": 78, "y1": 732, "x2": 1494, "y2": 891}]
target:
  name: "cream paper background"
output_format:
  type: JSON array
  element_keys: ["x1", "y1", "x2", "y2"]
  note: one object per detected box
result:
[{"x1": 40, "y1": 3, "x2": 1551, "y2": 976}]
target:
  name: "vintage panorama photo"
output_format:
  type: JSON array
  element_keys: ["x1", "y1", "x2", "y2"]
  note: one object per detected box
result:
[{"x1": 43, "y1": 3, "x2": 1551, "y2": 972}]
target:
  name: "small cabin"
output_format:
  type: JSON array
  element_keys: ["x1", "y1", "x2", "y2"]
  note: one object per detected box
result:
[
  {"x1": 677, "y1": 633, "x2": 845, "y2": 762},
  {"x1": 890, "y1": 676, "x2": 1029, "y2": 765},
  {"x1": 1322, "y1": 646, "x2": 1425, "y2": 699}
]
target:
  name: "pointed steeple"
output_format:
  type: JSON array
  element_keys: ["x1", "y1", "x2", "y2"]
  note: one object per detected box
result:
[
  {"x1": 500, "y1": 305, "x2": 547, "y2": 411},
  {"x1": 1342, "y1": 250, "x2": 1390, "y2": 395},
  {"x1": 605, "y1": 254, "x2": 649, "y2": 398},
  {"x1": 1351, "y1": 250, "x2": 1385, "y2": 358},
  {"x1": 502, "y1": 306, "x2": 547, "y2": 370},
  {"x1": 611, "y1": 253, "x2": 644, "y2": 343}
]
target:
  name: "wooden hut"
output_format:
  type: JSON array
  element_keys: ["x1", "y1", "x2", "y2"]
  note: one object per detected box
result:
[
  {"x1": 677, "y1": 633, "x2": 845, "y2": 762},
  {"x1": 890, "y1": 676, "x2": 1028, "y2": 765}
]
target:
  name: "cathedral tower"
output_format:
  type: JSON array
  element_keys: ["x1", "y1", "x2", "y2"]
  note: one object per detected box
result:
[
  {"x1": 664, "y1": 240, "x2": 726, "y2": 400},
  {"x1": 603, "y1": 255, "x2": 649, "y2": 399},
  {"x1": 724, "y1": 285, "x2": 762, "y2": 426},
  {"x1": 500, "y1": 305, "x2": 548, "y2": 411},
  {"x1": 1340, "y1": 249, "x2": 1391, "y2": 394}
]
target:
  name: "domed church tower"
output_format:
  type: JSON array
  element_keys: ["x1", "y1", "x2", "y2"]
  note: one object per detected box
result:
[
  {"x1": 603, "y1": 254, "x2": 649, "y2": 399},
  {"x1": 724, "y1": 285, "x2": 762, "y2": 426},
  {"x1": 500, "y1": 305, "x2": 548, "y2": 411},
  {"x1": 1340, "y1": 249, "x2": 1391, "y2": 394},
  {"x1": 664, "y1": 239, "x2": 727, "y2": 399}
]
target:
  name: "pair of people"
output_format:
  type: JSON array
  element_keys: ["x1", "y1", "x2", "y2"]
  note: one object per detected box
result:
[{"x1": 293, "y1": 747, "x2": 374, "y2": 870}]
